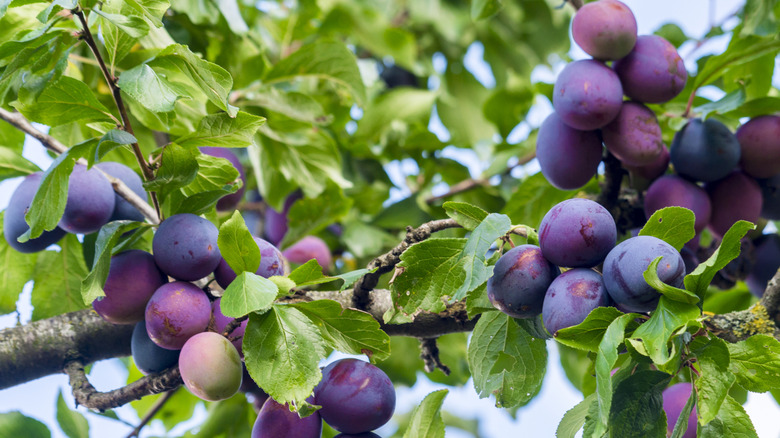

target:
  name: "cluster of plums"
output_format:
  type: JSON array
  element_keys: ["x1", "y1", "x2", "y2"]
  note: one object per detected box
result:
[
  {"x1": 3, "y1": 161, "x2": 146, "y2": 253},
  {"x1": 253, "y1": 358, "x2": 395, "y2": 438},
  {"x1": 487, "y1": 198, "x2": 686, "y2": 334},
  {"x1": 537, "y1": 0, "x2": 687, "y2": 190}
]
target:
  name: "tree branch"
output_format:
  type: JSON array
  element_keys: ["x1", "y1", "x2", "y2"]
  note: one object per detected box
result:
[
  {"x1": 419, "y1": 337, "x2": 451, "y2": 375},
  {"x1": 705, "y1": 268, "x2": 780, "y2": 342},
  {"x1": 0, "y1": 108, "x2": 159, "y2": 224},
  {"x1": 351, "y1": 219, "x2": 461, "y2": 309}
]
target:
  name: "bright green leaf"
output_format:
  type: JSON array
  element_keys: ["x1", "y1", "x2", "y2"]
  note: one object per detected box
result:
[
  {"x1": 0, "y1": 412, "x2": 50, "y2": 438},
  {"x1": 13, "y1": 76, "x2": 115, "y2": 127},
  {"x1": 92, "y1": 9, "x2": 150, "y2": 38},
  {"x1": 692, "y1": 335, "x2": 735, "y2": 425},
  {"x1": 638, "y1": 207, "x2": 696, "y2": 251},
  {"x1": 443, "y1": 201, "x2": 488, "y2": 231},
  {"x1": 554, "y1": 306, "x2": 627, "y2": 353},
  {"x1": 630, "y1": 296, "x2": 700, "y2": 367},
  {"x1": 0, "y1": 213, "x2": 37, "y2": 314},
  {"x1": 607, "y1": 370, "x2": 671, "y2": 438},
  {"x1": 472, "y1": 0, "x2": 503, "y2": 20},
  {"x1": 31, "y1": 234, "x2": 89, "y2": 320},
  {"x1": 699, "y1": 395, "x2": 759, "y2": 438},
  {"x1": 643, "y1": 257, "x2": 700, "y2": 304},
  {"x1": 117, "y1": 64, "x2": 185, "y2": 114},
  {"x1": 403, "y1": 389, "x2": 448, "y2": 438},
  {"x1": 557, "y1": 394, "x2": 597, "y2": 438},
  {"x1": 220, "y1": 272, "x2": 277, "y2": 318},
  {"x1": 728, "y1": 334, "x2": 780, "y2": 393},
  {"x1": 0, "y1": 146, "x2": 39, "y2": 180},
  {"x1": 453, "y1": 213, "x2": 511, "y2": 301},
  {"x1": 176, "y1": 112, "x2": 265, "y2": 149},
  {"x1": 81, "y1": 221, "x2": 142, "y2": 304},
  {"x1": 56, "y1": 390, "x2": 88, "y2": 438},
  {"x1": 218, "y1": 210, "x2": 260, "y2": 275}
]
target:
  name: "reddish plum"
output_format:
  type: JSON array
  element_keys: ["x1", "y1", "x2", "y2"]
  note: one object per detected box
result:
[
  {"x1": 145, "y1": 281, "x2": 211, "y2": 349},
  {"x1": 539, "y1": 199, "x2": 617, "y2": 268}
]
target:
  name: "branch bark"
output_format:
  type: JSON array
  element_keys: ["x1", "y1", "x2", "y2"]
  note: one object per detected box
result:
[
  {"x1": 705, "y1": 268, "x2": 780, "y2": 342},
  {"x1": 0, "y1": 108, "x2": 159, "y2": 224}
]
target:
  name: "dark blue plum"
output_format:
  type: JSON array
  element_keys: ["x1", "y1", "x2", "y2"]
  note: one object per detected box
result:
[
  {"x1": 553, "y1": 60, "x2": 623, "y2": 130},
  {"x1": 680, "y1": 246, "x2": 699, "y2": 276},
  {"x1": 487, "y1": 245, "x2": 560, "y2": 318},
  {"x1": 644, "y1": 175, "x2": 711, "y2": 233},
  {"x1": 199, "y1": 147, "x2": 246, "y2": 211},
  {"x1": 59, "y1": 164, "x2": 115, "y2": 234},
  {"x1": 96, "y1": 161, "x2": 146, "y2": 222},
  {"x1": 670, "y1": 118, "x2": 741, "y2": 183},
  {"x1": 251, "y1": 398, "x2": 322, "y2": 438},
  {"x1": 706, "y1": 171, "x2": 762, "y2": 238},
  {"x1": 736, "y1": 115, "x2": 780, "y2": 179},
  {"x1": 152, "y1": 213, "x2": 221, "y2": 281},
  {"x1": 314, "y1": 359, "x2": 396, "y2": 434},
  {"x1": 3, "y1": 172, "x2": 66, "y2": 253},
  {"x1": 542, "y1": 268, "x2": 610, "y2": 335},
  {"x1": 131, "y1": 320, "x2": 180, "y2": 375},
  {"x1": 536, "y1": 112, "x2": 603, "y2": 190},
  {"x1": 214, "y1": 236, "x2": 286, "y2": 288},
  {"x1": 603, "y1": 236, "x2": 686, "y2": 313},
  {"x1": 746, "y1": 234, "x2": 780, "y2": 297},
  {"x1": 539, "y1": 199, "x2": 617, "y2": 268},
  {"x1": 759, "y1": 173, "x2": 780, "y2": 220}
]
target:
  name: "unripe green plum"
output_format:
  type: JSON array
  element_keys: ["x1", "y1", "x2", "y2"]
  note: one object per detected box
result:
[{"x1": 179, "y1": 331, "x2": 243, "y2": 401}]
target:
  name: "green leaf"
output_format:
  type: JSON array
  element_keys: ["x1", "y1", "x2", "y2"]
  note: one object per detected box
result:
[
  {"x1": 91, "y1": 9, "x2": 149, "y2": 38},
  {"x1": 554, "y1": 307, "x2": 627, "y2": 352},
  {"x1": 557, "y1": 394, "x2": 597, "y2": 438},
  {"x1": 0, "y1": 146, "x2": 39, "y2": 179},
  {"x1": 694, "y1": 35, "x2": 780, "y2": 89},
  {"x1": 669, "y1": 387, "x2": 696, "y2": 438},
  {"x1": 725, "y1": 96, "x2": 780, "y2": 118},
  {"x1": 150, "y1": 44, "x2": 237, "y2": 116},
  {"x1": 453, "y1": 213, "x2": 511, "y2": 301},
  {"x1": 727, "y1": 334, "x2": 780, "y2": 393},
  {"x1": 143, "y1": 143, "x2": 198, "y2": 200},
  {"x1": 467, "y1": 311, "x2": 547, "y2": 408},
  {"x1": 0, "y1": 412, "x2": 50, "y2": 438},
  {"x1": 643, "y1": 257, "x2": 700, "y2": 304},
  {"x1": 56, "y1": 390, "x2": 88, "y2": 438},
  {"x1": 81, "y1": 221, "x2": 142, "y2": 304},
  {"x1": 0, "y1": 119, "x2": 25, "y2": 153},
  {"x1": 12, "y1": 76, "x2": 114, "y2": 126},
  {"x1": 291, "y1": 299, "x2": 391, "y2": 361},
  {"x1": 95, "y1": 129, "x2": 137, "y2": 162},
  {"x1": 630, "y1": 296, "x2": 700, "y2": 367},
  {"x1": 177, "y1": 112, "x2": 265, "y2": 149},
  {"x1": 593, "y1": 313, "x2": 640, "y2": 436},
  {"x1": 403, "y1": 389, "x2": 448, "y2": 438},
  {"x1": 466, "y1": 282, "x2": 494, "y2": 319},
  {"x1": 265, "y1": 41, "x2": 367, "y2": 105},
  {"x1": 692, "y1": 336, "x2": 735, "y2": 425},
  {"x1": 684, "y1": 220, "x2": 755, "y2": 298},
  {"x1": 695, "y1": 87, "x2": 747, "y2": 119},
  {"x1": 391, "y1": 238, "x2": 467, "y2": 318},
  {"x1": 437, "y1": 67, "x2": 495, "y2": 150},
  {"x1": 127, "y1": 364, "x2": 199, "y2": 431},
  {"x1": 244, "y1": 87, "x2": 331, "y2": 125},
  {"x1": 286, "y1": 260, "x2": 370, "y2": 291},
  {"x1": 353, "y1": 88, "x2": 437, "y2": 143},
  {"x1": 244, "y1": 305, "x2": 326, "y2": 405},
  {"x1": 218, "y1": 210, "x2": 260, "y2": 275},
  {"x1": 281, "y1": 185, "x2": 352, "y2": 248},
  {"x1": 699, "y1": 395, "x2": 759, "y2": 438},
  {"x1": 221, "y1": 272, "x2": 277, "y2": 318},
  {"x1": 31, "y1": 234, "x2": 89, "y2": 320},
  {"x1": 654, "y1": 23, "x2": 688, "y2": 48},
  {"x1": 117, "y1": 64, "x2": 185, "y2": 113},
  {"x1": 0, "y1": 213, "x2": 37, "y2": 314},
  {"x1": 443, "y1": 201, "x2": 489, "y2": 231},
  {"x1": 23, "y1": 151, "x2": 78, "y2": 240},
  {"x1": 472, "y1": 0, "x2": 503, "y2": 20},
  {"x1": 607, "y1": 370, "x2": 671, "y2": 438},
  {"x1": 37, "y1": 0, "x2": 76, "y2": 23},
  {"x1": 122, "y1": 0, "x2": 169, "y2": 27},
  {"x1": 638, "y1": 207, "x2": 696, "y2": 251}
]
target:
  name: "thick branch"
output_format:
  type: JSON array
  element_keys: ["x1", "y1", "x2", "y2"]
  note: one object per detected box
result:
[
  {"x1": 705, "y1": 268, "x2": 780, "y2": 342},
  {"x1": 351, "y1": 219, "x2": 461, "y2": 309},
  {"x1": 0, "y1": 108, "x2": 159, "y2": 224}
]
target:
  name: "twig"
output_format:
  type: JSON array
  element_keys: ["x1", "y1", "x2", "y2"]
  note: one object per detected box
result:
[
  {"x1": 351, "y1": 219, "x2": 461, "y2": 309},
  {"x1": 705, "y1": 268, "x2": 780, "y2": 342},
  {"x1": 73, "y1": 9, "x2": 161, "y2": 219},
  {"x1": 125, "y1": 388, "x2": 178, "y2": 438},
  {"x1": 0, "y1": 108, "x2": 159, "y2": 224},
  {"x1": 222, "y1": 315, "x2": 249, "y2": 338},
  {"x1": 419, "y1": 337, "x2": 451, "y2": 375},
  {"x1": 65, "y1": 360, "x2": 182, "y2": 412}
]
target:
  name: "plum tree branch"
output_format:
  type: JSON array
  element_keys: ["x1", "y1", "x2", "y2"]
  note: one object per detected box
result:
[
  {"x1": 705, "y1": 268, "x2": 780, "y2": 342},
  {"x1": 0, "y1": 108, "x2": 159, "y2": 224},
  {"x1": 351, "y1": 218, "x2": 461, "y2": 309}
]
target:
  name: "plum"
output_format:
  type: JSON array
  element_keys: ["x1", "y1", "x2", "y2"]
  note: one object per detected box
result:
[
  {"x1": 92, "y1": 250, "x2": 168, "y2": 324},
  {"x1": 314, "y1": 358, "x2": 396, "y2": 434},
  {"x1": 131, "y1": 321, "x2": 180, "y2": 375},
  {"x1": 152, "y1": 213, "x2": 221, "y2": 281},
  {"x1": 145, "y1": 281, "x2": 211, "y2": 349},
  {"x1": 251, "y1": 398, "x2": 322, "y2": 438},
  {"x1": 553, "y1": 59, "x2": 623, "y2": 130},
  {"x1": 736, "y1": 115, "x2": 780, "y2": 179},
  {"x1": 213, "y1": 236, "x2": 286, "y2": 289},
  {"x1": 334, "y1": 434, "x2": 382, "y2": 438},
  {"x1": 662, "y1": 382, "x2": 697, "y2": 438},
  {"x1": 680, "y1": 246, "x2": 699, "y2": 276},
  {"x1": 670, "y1": 118, "x2": 741, "y2": 183},
  {"x1": 542, "y1": 268, "x2": 611, "y2": 334},
  {"x1": 282, "y1": 236, "x2": 332, "y2": 272},
  {"x1": 603, "y1": 236, "x2": 686, "y2": 313},
  {"x1": 613, "y1": 35, "x2": 687, "y2": 103},
  {"x1": 759, "y1": 173, "x2": 780, "y2": 220},
  {"x1": 95, "y1": 161, "x2": 146, "y2": 222},
  {"x1": 571, "y1": 0, "x2": 637, "y2": 60},
  {"x1": 644, "y1": 175, "x2": 712, "y2": 233},
  {"x1": 199, "y1": 147, "x2": 246, "y2": 211},
  {"x1": 3, "y1": 172, "x2": 67, "y2": 253},
  {"x1": 602, "y1": 101, "x2": 664, "y2": 166},
  {"x1": 487, "y1": 245, "x2": 560, "y2": 318},
  {"x1": 264, "y1": 192, "x2": 301, "y2": 246},
  {"x1": 536, "y1": 112, "x2": 603, "y2": 190},
  {"x1": 539, "y1": 198, "x2": 617, "y2": 268},
  {"x1": 746, "y1": 234, "x2": 780, "y2": 297},
  {"x1": 179, "y1": 331, "x2": 243, "y2": 401},
  {"x1": 212, "y1": 297, "x2": 246, "y2": 354},
  {"x1": 59, "y1": 164, "x2": 115, "y2": 234},
  {"x1": 706, "y1": 171, "x2": 762, "y2": 238}
]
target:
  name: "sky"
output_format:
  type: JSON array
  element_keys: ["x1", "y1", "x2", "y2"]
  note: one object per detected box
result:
[{"x1": 2, "y1": 0, "x2": 780, "y2": 437}]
